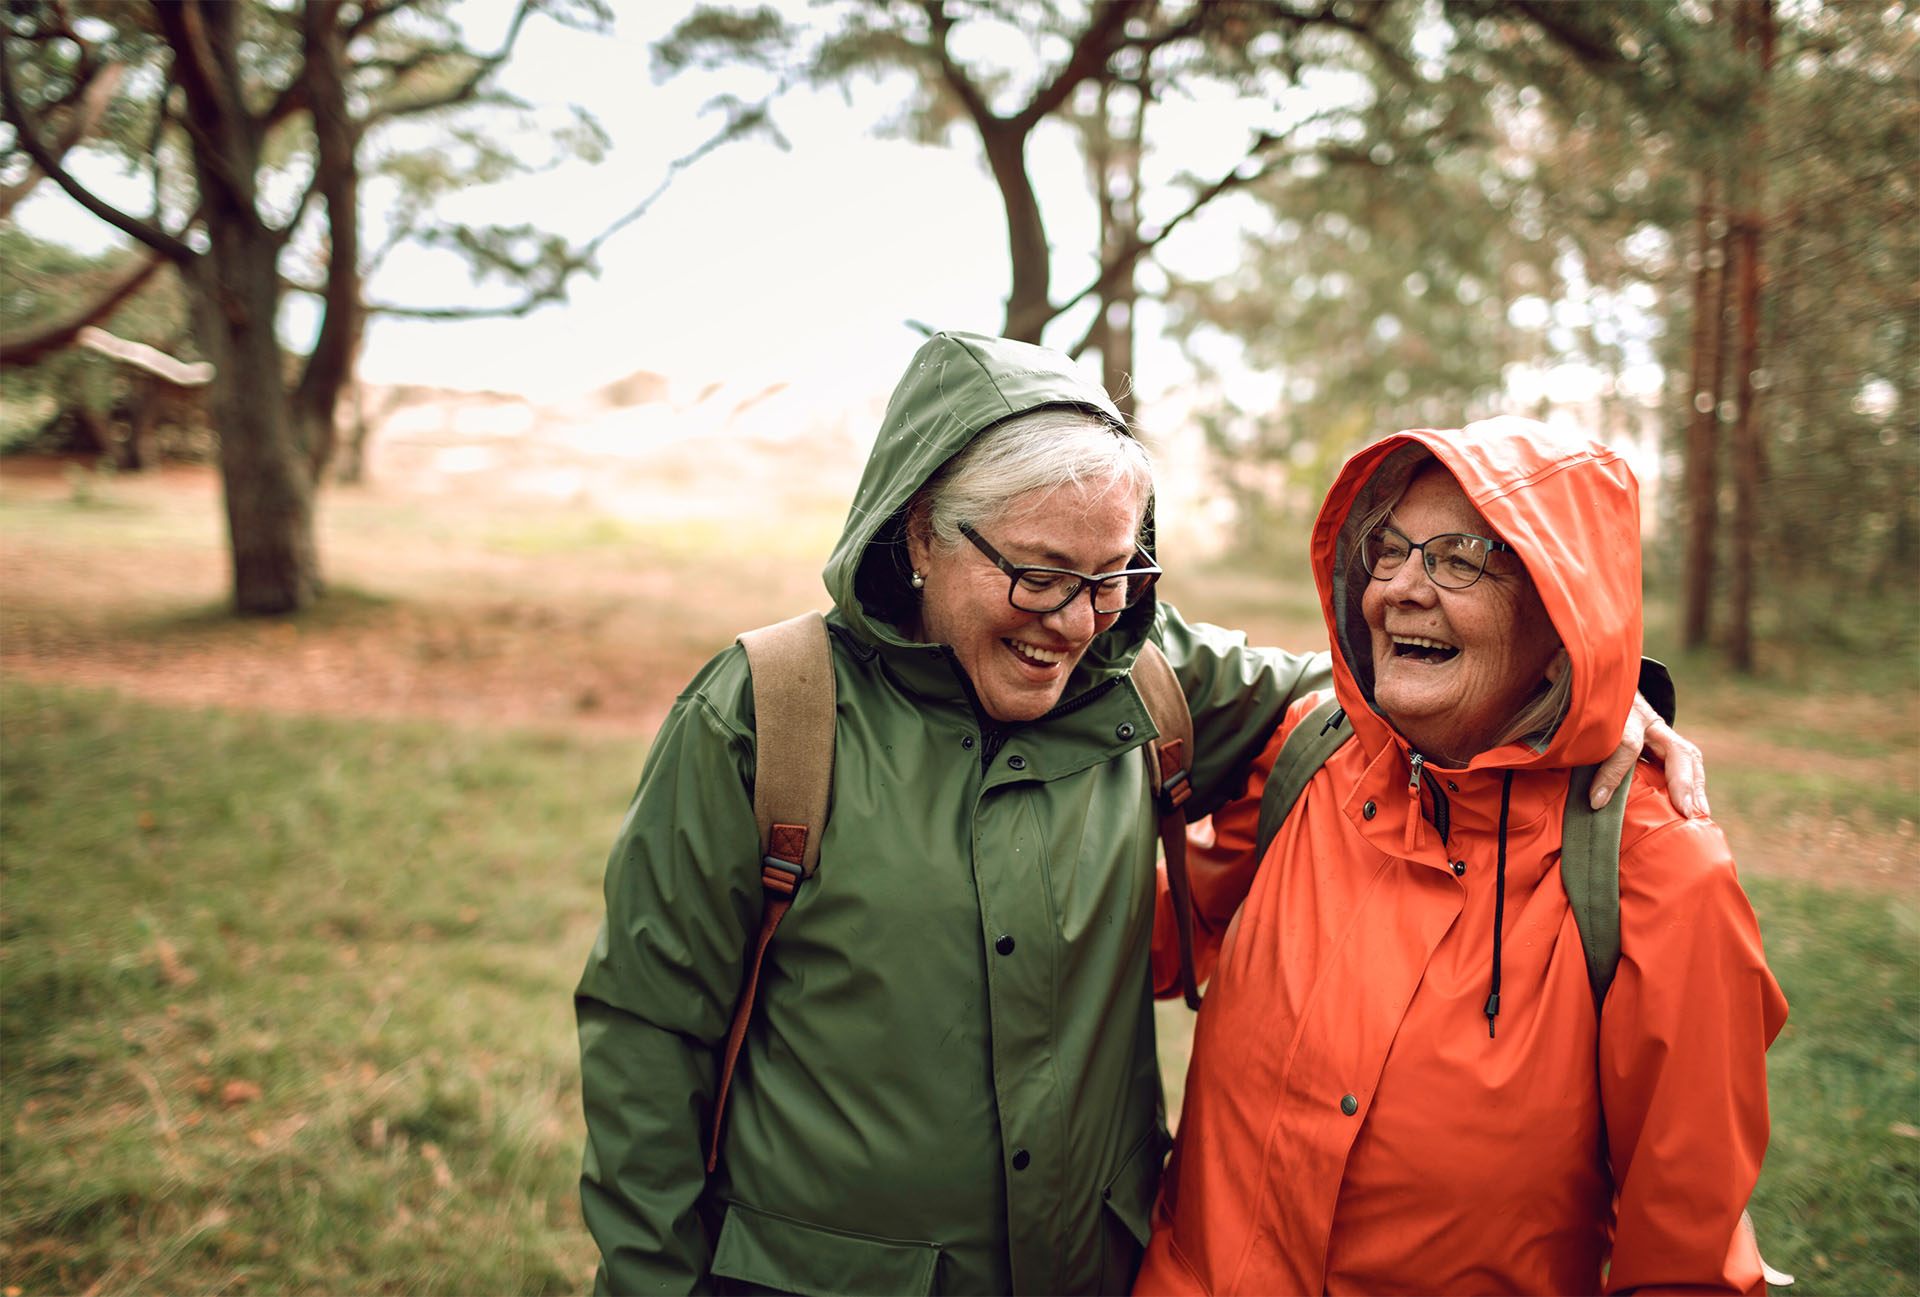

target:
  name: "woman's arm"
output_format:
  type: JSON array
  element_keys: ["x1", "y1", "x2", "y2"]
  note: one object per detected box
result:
[
  {"x1": 1599, "y1": 800, "x2": 1788, "y2": 1294},
  {"x1": 576, "y1": 672, "x2": 762, "y2": 1296}
]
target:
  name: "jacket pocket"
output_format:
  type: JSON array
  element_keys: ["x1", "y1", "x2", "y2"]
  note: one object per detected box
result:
[
  {"x1": 710, "y1": 1200, "x2": 942, "y2": 1296},
  {"x1": 1097, "y1": 1127, "x2": 1167, "y2": 1292}
]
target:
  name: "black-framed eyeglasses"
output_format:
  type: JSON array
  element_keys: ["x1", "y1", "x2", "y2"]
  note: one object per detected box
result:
[
  {"x1": 959, "y1": 523, "x2": 1161, "y2": 615},
  {"x1": 1362, "y1": 522, "x2": 1515, "y2": 590}
]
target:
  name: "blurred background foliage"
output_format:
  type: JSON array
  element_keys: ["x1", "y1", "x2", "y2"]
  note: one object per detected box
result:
[
  {"x1": 4, "y1": 0, "x2": 1914, "y2": 662},
  {"x1": 653, "y1": 0, "x2": 1916, "y2": 666}
]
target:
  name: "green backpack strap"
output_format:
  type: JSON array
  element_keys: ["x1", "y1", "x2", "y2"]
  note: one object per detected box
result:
[
  {"x1": 1253, "y1": 697, "x2": 1352, "y2": 864},
  {"x1": 1560, "y1": 763, "x2": 1630, "y2": 1007},
  {"x1": 1250, "y1": 699, "x2": 1626, "y2": 1013}
]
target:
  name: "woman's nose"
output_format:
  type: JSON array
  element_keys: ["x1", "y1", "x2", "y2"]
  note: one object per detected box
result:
[
  {"x1": 1042, "y1": 587, "x2": 1100, "y2": 639},
  {"x1": 1382, "y1": 554, "x2": 1439, "y2": 602}
]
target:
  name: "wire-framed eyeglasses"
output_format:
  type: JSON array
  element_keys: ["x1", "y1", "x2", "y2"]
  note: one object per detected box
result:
[
  {"x1": 1363, "y1": 522, "x2": 1516, "y2": 590},
  {"x1": 959, "y1": 524, "x2": 1161, "y2": 615}
]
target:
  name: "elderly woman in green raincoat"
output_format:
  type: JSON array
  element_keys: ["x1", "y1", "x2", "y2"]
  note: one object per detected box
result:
[{"x1": 574, "y1": 332, "x2": 1697, "y2": 1296}]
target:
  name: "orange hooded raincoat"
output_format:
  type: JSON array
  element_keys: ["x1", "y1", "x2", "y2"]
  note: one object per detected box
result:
[{"x1": 1136, "y1": 418, "x2": 1788, "y2": 1296}]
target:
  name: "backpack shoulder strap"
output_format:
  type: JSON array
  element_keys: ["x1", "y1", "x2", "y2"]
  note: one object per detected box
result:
[
  {"x1": 738, "y1": 611, "x2": 836, "y2": 879},
  {"x1": 1132, "y1": 641, "x2": 1201, "y2": 1009},
  {"x1": 1253, "y1": 696, "x2": 1351, "y2": 864},
  {"x1": 708, "y1": 610, "x2": 836, "y2": 1172},
  {"x1": 1560, "y1": 762, "x2": 1630, "y2": 1008}
]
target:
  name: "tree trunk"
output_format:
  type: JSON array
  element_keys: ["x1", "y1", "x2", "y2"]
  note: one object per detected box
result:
[
  {"x1": 981, "y1": 119, "x2": 1054, "y2": 344},
  {"x1": 1680, "y1": 172, "x2": 1728, "y2": 650},
  {"x1": 160, "y1": 1, "x2": 320, "y2": 615},
  {"x1": 1726, "y1": 0, "x2": 1774, "y2": 673},
  {"x1": 294, "y1": 0, "x2": 362, "y2": 483},
  {"x1": 193, "y1": 250, "x2": 320, "y2": 615},
  {"x1": 336, "y1": 376, "x2": 370, "y2": 485},
  {"x1": 1092, "y1": 79, "x2": 1146, "y2": 420}
]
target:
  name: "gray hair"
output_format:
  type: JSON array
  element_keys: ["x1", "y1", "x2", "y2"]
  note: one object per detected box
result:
[
  {"x1": 1347, "y1": 456, "x2": 1570, "y2": 755},
  {"x1": 916, "y1": 407, "x2": 1154, "y2": 552}
]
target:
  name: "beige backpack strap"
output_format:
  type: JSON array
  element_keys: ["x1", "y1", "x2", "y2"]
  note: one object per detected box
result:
[
  {"x1": 1133, "y1": 641, "x2": 1201, "y2": 1009},
  {"x1": 708, "y1": 610, "x2": 835, "y2": 1172}
]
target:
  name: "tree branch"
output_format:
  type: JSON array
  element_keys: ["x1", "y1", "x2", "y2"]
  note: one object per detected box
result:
[
  {"x1": 1018, "y1": 0, "x2": 1145, "y2": 131},
  {"x1": 0, "y1": 250, "x2": 169, "y2": 369},
  {"x1": 360, "y1": 0, "x2": 537, "y2": 127},
  {"x1": 355, "y1": 106, "x2": 748, "y2": 322},
  {"x1": 918, "y1": 1, "x2": 1000, "y2": 130},
  {"x1": 0, "y1": 34, "x2": 196, "y2": 262},
  {"x1": 0, "y1": 57, "x2": 124, "y2": 218}
]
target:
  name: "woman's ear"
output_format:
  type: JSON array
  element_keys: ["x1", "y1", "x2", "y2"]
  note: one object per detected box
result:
[
  {"x1": 904, "y1": 504, "x2": 933, "y2": 574},
  {"x1": 1546, "y1": 647, "x2": 1571, "y2": 683}
]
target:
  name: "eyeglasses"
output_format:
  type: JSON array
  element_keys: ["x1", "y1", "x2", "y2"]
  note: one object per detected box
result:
[
  {"x1": 1363, "y1": 522, "x2": 1515, "y2": 590},
  {"x1": 959, "y1": 524, "x2": 1161, "y2": 615}
]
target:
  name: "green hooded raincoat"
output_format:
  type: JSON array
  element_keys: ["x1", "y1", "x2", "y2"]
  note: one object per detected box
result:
[{"x1": 576, "y1": 332, "x2": 1327, "y2": 1296}]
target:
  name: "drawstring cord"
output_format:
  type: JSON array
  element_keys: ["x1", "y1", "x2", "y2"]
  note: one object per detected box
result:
[{"x1": 1485, "y1": 770, "x2": 1514, "y2": 1038}]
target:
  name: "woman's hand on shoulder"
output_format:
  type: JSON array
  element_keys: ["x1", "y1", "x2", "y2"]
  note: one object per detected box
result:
[{"x1": 1591, "y1": 692, "x2": 1709, "y2": 819}]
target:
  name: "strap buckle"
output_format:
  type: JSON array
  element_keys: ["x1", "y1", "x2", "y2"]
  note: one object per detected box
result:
[
  {"x1": 1155, "y1": 738, "x2": 1192, "y2": 812},
  {"x1": 760, "y1": 855, "x2": 804, "y2": 898}
]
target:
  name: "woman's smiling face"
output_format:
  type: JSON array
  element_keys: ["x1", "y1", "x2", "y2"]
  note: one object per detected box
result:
[
  {"x1": 1361, "y1": 465, "x2": 1561, "y2": 764},
  {"x1": 908, "y1": 474, "x2": 1145, "y2": 723}
]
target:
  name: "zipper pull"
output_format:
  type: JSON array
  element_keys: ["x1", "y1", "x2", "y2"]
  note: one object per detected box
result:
[{"x1": 1407, "y1": 752, "x2": 1425, "y2": 795}]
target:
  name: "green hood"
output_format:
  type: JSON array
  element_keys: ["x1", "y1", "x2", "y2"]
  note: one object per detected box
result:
[{"x1": 822, "y1": 331, "x2": 1156, "y2": 676}]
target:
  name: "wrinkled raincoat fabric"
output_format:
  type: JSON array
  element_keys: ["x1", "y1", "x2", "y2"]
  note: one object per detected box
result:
[
  {"x1": 576, "y1": 332, "x2": 1327, "y2": 1296},
  {"x1": 1136, "y1": 418, "x2": 1787, "y2": 1297}
]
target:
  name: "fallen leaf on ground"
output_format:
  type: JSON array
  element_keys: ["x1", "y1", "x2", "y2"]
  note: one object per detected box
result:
[{"x1": 221, "y1": 1079, "x2": 263, "y2": 1106}]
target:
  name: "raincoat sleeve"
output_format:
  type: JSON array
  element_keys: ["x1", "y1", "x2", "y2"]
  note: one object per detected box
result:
[
  {"x1": 575, "y1": 653, "x2": 763, "y2": 1297},
  {"x1": 1149, "y1": 691, "x2": 1327, "y2": 998},
  {"x1": 1151, "y1": 602, "x2": 1331, "y2": 820},
  {"x1": 1598, "y1": 775, "x2": 1789, "y2": 1296}
]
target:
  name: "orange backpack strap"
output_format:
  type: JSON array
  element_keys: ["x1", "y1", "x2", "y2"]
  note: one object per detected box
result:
[
  {"x1": 1133, "y1": 641, "x2": 1201, "y2": 1008},
  {"x1": 709, "y1": 610, "x2": 836, "y2": 1172}
]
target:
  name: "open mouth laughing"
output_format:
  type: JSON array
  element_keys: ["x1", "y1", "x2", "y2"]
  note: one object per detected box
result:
[
  {"x1": 1391, "y1": 634, "x2": 1460, "y2": 664},
  {"x1": 1006, "y1": 639, "x2": 1070, "y2": 669}
]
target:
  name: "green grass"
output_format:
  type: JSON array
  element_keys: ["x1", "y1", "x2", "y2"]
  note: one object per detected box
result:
[
  {"x1": 1747, "y1": 879, "x2": 1920, "y2": 1292},
  {"x1": 0, "y1": 681, "x2": 631, "y2": 1294},
  {"x1": 4, "y1": 680, "x2": 1917, "y2": 1293}
]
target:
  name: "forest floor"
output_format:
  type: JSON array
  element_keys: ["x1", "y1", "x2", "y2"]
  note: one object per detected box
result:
[{"x1": 2, "y1": 453, "x2": 1913, "y2": 897}]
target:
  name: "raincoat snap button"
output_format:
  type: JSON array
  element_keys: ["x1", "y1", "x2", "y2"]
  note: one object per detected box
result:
[
  {"x1": 1452, "y1": 860, "x2": 1466, "y2": 876},
  {"x1": 1447, "y1": 780, "x2": 1460, "y2": 791},
  {"x1": 1362, "y1": 801, "x2": 1377, "y2": 820},
  {"x1": 1012, "y1": 1149, "x2": 1031, "y2": 1170},
  {"x1": 1007, "y1": 755, "x2": 1027, "y2": 770},
  {"x1": 962, "y1": 735, "x2": 975, "y2": 749},
  {"x1": 1117, "y1": 722, "x2": 1135, "y2": 740},
  {"x1": 995, "y1": 934, "x2": 1015, "y2": 956},
  {"x1": 1341, "y1": 1094, "x2": 1358, "y2": 1116}
]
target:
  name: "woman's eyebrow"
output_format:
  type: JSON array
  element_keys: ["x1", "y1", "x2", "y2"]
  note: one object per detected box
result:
[{"x1": 1015, "y1": 544, "x2": 1136, "y2": 571}]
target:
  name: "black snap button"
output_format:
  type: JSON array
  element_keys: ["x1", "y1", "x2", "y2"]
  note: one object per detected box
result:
[
  {"x1": 1452, "y1": 860, "x2": 1466, "y2": 877},
  {"x1": 1341, "y1": 1093, "x2": 1358, "y2": 1116},
  {"x1": 1362, "y1": 801, "x2": 1377, "y2": 820},
  {"x1": 962, "y1": 735, "x2": 975, "y2": 749},
  {"x1": 1447, "y1": 780, "x2": 1460, "y2": 791},
  {"x1": 1007, "y1": 755, "x2": 1027, "y2": 770},
  {"x1": 995, "y1": 934, "x2": 1015, "y2": 956},
  {"x1": 1117, "y1": 722, "x2": 1135, "y2": 740},
  {"x1": 1012, "y1": 1149, "x2": 1031, "y2": 1170}
]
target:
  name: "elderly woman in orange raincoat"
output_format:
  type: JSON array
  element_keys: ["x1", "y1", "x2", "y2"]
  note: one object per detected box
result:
[{"x1": 1137, "y1": 418, "x2": 1788, "y2": 1296}]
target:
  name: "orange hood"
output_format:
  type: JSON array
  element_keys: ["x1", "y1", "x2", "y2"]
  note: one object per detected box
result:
[{"x1": 1311, "y1": 416, "x2": 1643, "y2": 771}]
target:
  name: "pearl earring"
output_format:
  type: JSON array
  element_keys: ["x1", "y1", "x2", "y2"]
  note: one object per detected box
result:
[{"x1": 911, "y1": 571, "x2": 925, "y2": 589}]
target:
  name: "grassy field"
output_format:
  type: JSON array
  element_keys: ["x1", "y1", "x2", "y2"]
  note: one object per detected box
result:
[{"x1": 2, "y1": 461, "x2": 1917, "y2": 1293}]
